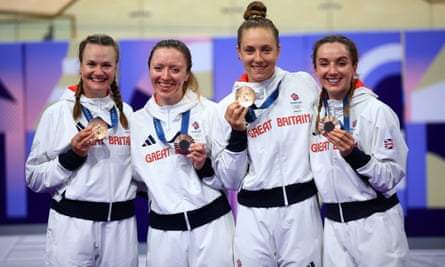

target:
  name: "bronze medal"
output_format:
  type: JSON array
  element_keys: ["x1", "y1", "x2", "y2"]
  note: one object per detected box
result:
[
  {"x1": 88, "y1": 118, "x2": 108, "y2": 140},
  {"x1": 318, "y1": 116, "x2": 340, "y2": 135},
  {"x1": 174, "y1": 134, "x2": 194, "y2": 155},
  {"x1": 235, "y1": 86, "x2": 256, "y2": 107}
]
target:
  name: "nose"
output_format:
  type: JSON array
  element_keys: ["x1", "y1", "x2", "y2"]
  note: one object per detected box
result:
[
  {"x1": 92, "y1": 65, "x2": 105, "y2": 74},
  {"x1": 327, "y1": 64, "x2": 338, "y2": 75},
  {"x1": 160, "y1": 68, "x2": 169, "y2": 79},
  {"x1": 253, "y1": 51, "x2": 263, "y2": 62}
]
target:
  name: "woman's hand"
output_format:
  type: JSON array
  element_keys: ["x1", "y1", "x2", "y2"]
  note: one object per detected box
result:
[
  {"x1": 71, "y1": 128, "x2": 97, "y2": 157},
  {"x1": 325, "y1": 128, "x2": 355, "y2": 157},
  {"x1": 224, "y1": 102, "x2": 248, "y2": 131},
  {"x1": 187, "y1": 143, "x2": 208, "y2": 170}
]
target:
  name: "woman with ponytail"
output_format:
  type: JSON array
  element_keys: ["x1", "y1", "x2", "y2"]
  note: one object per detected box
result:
[{"x1": 130, "y1": 39, "x2": 237, "y2": 267}]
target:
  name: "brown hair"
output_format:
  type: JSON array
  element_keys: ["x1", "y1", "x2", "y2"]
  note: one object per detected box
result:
[
  {"x1": 147, "y1": 39, "x2": 199, "y2": 95},
  {"x1": 237, "y1": 1, "x2": 280, "y2": 48},
  {"x1": 73, "y1": 34, "x2": 129, "y2": 129},
  {"x1": 312, "y1": 35, "x2": 358, "y2": 134},
  {"x1": 312, "y1": 34, "x2": 358, "y2": 68}
]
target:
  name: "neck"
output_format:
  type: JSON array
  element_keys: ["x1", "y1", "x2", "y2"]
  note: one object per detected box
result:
[{"x1": 155, "y1": 92, "x2": 184, "y2": 106}]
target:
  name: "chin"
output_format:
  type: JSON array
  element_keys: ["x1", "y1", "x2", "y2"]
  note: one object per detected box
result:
[
  {"x1": 91, "y1": 82, "x2": 109, "y2": 89},
  {"x1": 252, "y1": 73, "x2": 270, "y2": 82}
]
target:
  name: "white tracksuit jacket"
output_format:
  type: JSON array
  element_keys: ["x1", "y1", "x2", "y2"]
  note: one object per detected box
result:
[
  {"x1": 130, "y1": 90, "x2": 240, "y2": 267},
  {"x1": 25, "y1": 87, "x2": 138, "y2": 267},
  {"x1": 216, "y1": 67, "x2": 323, "y2": 267},
  {"x1": 309, "y1": 84, "x2": 410, "y2": 266}
]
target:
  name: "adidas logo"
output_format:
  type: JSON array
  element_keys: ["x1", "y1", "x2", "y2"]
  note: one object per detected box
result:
[
  {"x1": 76, "y1": 122, "x2": 85, "y2": 131},
  {"x1": 142, "y1": 135, "x2": 156, "y2": 147}
]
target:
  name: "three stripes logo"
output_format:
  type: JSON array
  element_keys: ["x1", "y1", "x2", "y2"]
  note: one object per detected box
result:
[
  {"x1": 76, "y1": 122, "x2": 85, "y2": 131},
  {"x1": 142, "y1": 135, "x2": 156, "y2": 147}
]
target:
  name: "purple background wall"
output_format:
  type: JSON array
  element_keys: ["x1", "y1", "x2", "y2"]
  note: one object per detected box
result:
[{"x1": 1, "y1": 30, "x2": 444, "y2": 241}]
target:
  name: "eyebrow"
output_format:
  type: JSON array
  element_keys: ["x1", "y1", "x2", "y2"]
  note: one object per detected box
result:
[{"x1": 317, "y1": 56, "x2": 349, "y2": 61}]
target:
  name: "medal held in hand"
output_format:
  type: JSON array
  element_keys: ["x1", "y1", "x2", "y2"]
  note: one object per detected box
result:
[
  {"x1": 318, "y1": 116, "x2": 340, "y2": 135},
  {"x1": 235, "y1": 86, "x2": 256, "y2": 107},
  {"x1": 88, "y1": 118, "x2": 108, "y2": 140},
  {"x1": 174, "y1": 134, "x2": 194, "y2": 155}
]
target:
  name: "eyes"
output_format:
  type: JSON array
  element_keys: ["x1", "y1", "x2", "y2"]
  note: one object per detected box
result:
[
  {"x1": 317, "y1": 58, "x2": 350, "y2": 68},
  {"x1": 152, "y1": 65, "x2": 182, "y2": 73},
  {"x1": 242, "y1": 45, "x2": 274, "y2": 55},
  {"x1": 85, "y1": 61, "x2": 114, "y2": 69}
]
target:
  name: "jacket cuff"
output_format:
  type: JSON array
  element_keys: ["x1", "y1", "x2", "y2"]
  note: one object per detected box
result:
[
  {"x1": 195, "y1": 157, "x2": 215, "y2": 179},
  {"x1": 343, "y1": 147, "x2": 371, "y2": 170},
  {"x1": 226, "y1": 130, "x2": 247, "y2": 152},
  {"x1": 137, "y1": 191, "x2": 149, "y2": 200},
  {"x1": 58, "y1": 149, "x2": 87, "y2": 171}
]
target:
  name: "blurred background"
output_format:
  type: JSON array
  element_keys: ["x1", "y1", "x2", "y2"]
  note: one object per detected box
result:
[
  {"x1": 1, "y1": 0, "x2": 445, "y2": 41},
  {"x1": 1, "y1": 0, "x2": 444, "y2": 266}
]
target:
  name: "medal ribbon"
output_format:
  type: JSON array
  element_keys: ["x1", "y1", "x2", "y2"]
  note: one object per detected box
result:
[
  {"x1": 245, "y1": 80, "x2": 282, "y2": 123},
  {"x1": 153, "y1": 110, "x2": 190, "y2": 144},
  {"x1": 321, "y1": 79, "x2": 365, "y2": 133},
  {"x1": 322, "y1": 92, "x2": 350, "y2": 133},
  {"x1": 81, "y1": 104, "x2": 118, "y2": 128}
]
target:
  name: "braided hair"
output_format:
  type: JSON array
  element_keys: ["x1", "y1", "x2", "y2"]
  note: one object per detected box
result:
[
  {"x1": 73, "y1": 34, "x2": 129, "y2": 129},
  {"x1": 312, "y1": 35, "x2": 359, "y2": 135}
]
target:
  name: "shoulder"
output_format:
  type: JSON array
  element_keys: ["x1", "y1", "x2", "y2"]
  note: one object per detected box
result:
[
  {"x1": 355, "y1": 89, "x2": 400, "y2": 123},
  {"x1": 216, "y1": 92, "x2": 235, "y2": 108},
  {"x1": 198, "y1": 95, "x2": 217, "y2": 107},
  {"x1": 194, "y1": 96, "x2": 218, "y2": 117},
  {"x1": 282, "y1": 71, "x2": 321, "y2": 98},
  {"x1": 130, "y1": 103, "x2": 151, "y2": 126},
  {"x1": 132, "y1": 104, "x2": 148, "y2": 118},
  {"x1": 33, "y1": 100, "x2": 73, "y2": 131},
  {"x1": 286, "y1": 71, "x2": 318, "y2": 85},
  {"x1": 122, "y1": 102, "x2": 134, "y2": 113},
  {"x1": 43, "y1": 99, "x2": 73, "y2": 115}
]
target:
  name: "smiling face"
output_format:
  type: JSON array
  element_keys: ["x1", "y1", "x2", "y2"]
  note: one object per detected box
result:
[
  {"x1": 80, "y1": 43, "x2": 117, "y2": 98},
  {"x1": 314, "y1": 42, "x2": 357, "y2": 100},
  {"x1": 237, "y1": 27, "x2": 280, "y2": 83},
  {"x1": 149, "y1": 47, "x2": 189, "y2": 106}
]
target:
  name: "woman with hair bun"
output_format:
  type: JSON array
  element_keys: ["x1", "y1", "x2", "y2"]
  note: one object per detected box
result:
[{"x1": 214, "y1": 1, "x2": 323, "y2": 266}]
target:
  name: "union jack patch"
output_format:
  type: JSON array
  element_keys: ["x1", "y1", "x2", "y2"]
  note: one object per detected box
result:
[{"x1": 384, "y1": 138, "x2": 394, "y2": 149}]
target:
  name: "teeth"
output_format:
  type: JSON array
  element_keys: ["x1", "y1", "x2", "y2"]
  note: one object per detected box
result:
[
  {"x1": 92, "y1": 78, "x2": 105, "y2": 82},
  {"x1": 328, "y1": 79, "x2": 339, "y2": 83}
]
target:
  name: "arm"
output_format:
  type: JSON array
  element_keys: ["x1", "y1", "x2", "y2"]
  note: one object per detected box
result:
[
  {"x1": 354, "y1": 106, "x2": 407, "y2": 193},
  {"x1": 25, "y1": 107, "x2": 72, "y2": 193},
  {"x1": 326, "y1": 105, "x2": 407, "y2": 194},
  {"x1": 202, "y1": 98, "x2": 249, "y2": 190},
  {"x1": 25, "y1": 105, "x2": 95, "y2": 193}
]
